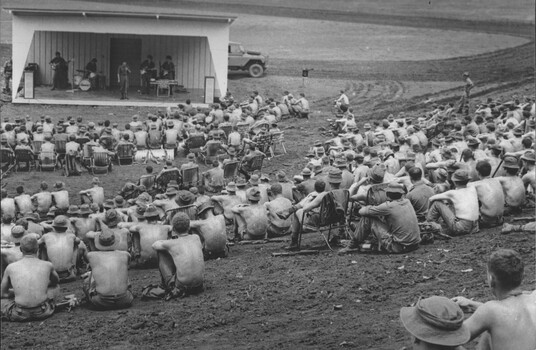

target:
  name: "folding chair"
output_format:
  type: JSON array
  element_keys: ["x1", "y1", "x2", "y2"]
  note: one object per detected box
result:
[
  {"x1": 297, "y1": 190, "x2": 350, "y2": 251},
  {"x1": 165, "y1": 205, "x2": 198, "y2": 224},
  {"x1": 32, "y1": 140, "x2": 44, "y2": 160},
  {"x1": 38, "y1": 151, "x2": 57, "y2": 171},
  {"x1": 270, "y1": 132, "x2": 287, "y2": 156},
  {"x1": 223, "y1": 160, "x2": 240, "y2": 184},
  {"x1": 242, "y1": 154, "x2": 264, "y2": 174},
  {"x1": 0, "y1": 148, "x2": 16, "y2": 179},
  {"x1": 15, "y1": 149, "x2": 35, "y2": 172},
  {"x1": 91, "y1": 151, "x2": 111, "y2": 175},
  {"x1": 348, "y1": 182, "x2": 390, "y2": 224},
  {"x1": 181, "y1": 166, "x2": 200, "y2": 189},
  {"x1": 185, "y1": 135, "x2": 206, "y2": 156},
  {"x1": 255, "y1": 134, "x2": 273, "y2": 158},
  {"x1": 155, "y1": 169, "x2": 181, "y2": 192},
  {"x1": 116, "y1": 143, "x2": 135, "y2": 165},
  {"x1": 63, "y1": 153, "x2": 81, "y2": 177},
  {"x1": 55, "y1": 140, "x2": 67, "y2": 166},
  {"x1": 218, "y1": 125, "x2": 232, "y2": 143}
]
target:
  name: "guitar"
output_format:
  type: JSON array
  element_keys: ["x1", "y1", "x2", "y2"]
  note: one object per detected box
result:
[
  {"x1": 140, "y1": 67, "x2": 157, "y2": 75},
  {"x1": 50, "y1": 58, "x2": 73, "y2": 70}
]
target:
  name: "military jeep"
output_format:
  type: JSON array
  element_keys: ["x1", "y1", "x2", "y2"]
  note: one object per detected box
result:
[{"x1": 228, "y1": 42, "x2": 268, "y2": 78}]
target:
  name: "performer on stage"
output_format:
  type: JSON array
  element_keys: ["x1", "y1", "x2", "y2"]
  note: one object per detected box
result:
[
  {"x1": 49, "y1": 52, "x2": 69, "y2": 90},
  {"x1": 117, "y1": 61, "x2": 131, "y2": 100},
  {"x1": 139, "y1": 55, "x2": 156, "y2": 95},
  {"x1": 2, "y1": 58, "x2": 12, "y2": 94},
  {"x1": 160, "y1": 55, "x2": 175, "y2": 96},
  {"x1": 85, "y1": 58, "x2": 98, "y2": 90}
]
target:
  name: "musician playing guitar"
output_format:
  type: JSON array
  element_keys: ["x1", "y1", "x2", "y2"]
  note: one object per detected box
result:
[
  {"x1": 160, "y1": 55, "x2": 176, "y2": 95},
  {"x1": 139, "y1": 55, "x2": 156, "y2": 95},
  {"x1": 49, "y1": 52, "x2": 70, "y2": 90}
]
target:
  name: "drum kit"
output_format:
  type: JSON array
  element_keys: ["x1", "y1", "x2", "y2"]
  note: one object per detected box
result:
[{"x1": 74, "y1": 69, "x2": 98, "y2": 91}]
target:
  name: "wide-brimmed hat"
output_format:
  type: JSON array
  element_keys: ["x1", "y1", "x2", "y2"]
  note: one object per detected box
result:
[
  {"x1": 187, "y1": 153, "x2": 195, "y2": 160},
  {"x1": 236, "y1": 178, "x2": 247, "y2": 188},
  {"x1": 369, "y1": 164, "x2": 386, "y2": 183},
  {"x1": 11, "y1": 225, "x2": 26, "y2": 244},
  {"x1": 177, "y1": 190, "x2": 195, "y2": 206},
  {"x1": 249, "y1": 174, "x2": 260, "y2": 186},
  {"x1": 521, "y1": 151, "x2": 535, "y2": 163},
  {"x1": 96, "y1": 228, "x2": 116, "y2": 249},
  {"x1": 66, "y1": 205, "x2": 79, "y2": 215},
  {"x1": 400, "y1": 296, "x2": 470, "y2": 347},
  {"x1": 246, "y1": 188, "x2": 261, "y2": 201},
  {"x1": 165, "y1": 187, "x2": 179, "y2": 197},
  {"x1": 114, "y1": 195, "x2": 125, "y2": 208},
  {"x1": 79, "y1": 204, "x2": 92, "y2": 215},
  {"x1": 143, "y1": 204, "x2": 160, "y2": 219},
  {"x1": 54, "y1": 181, "x2": 66, "y2": 190},
  {"x1": 386, "y1": 182, "x2": 406, "y2": 194},
  {"x1": 452, "y1": 169, "x2": 469, "y2": 183},
  {"x1": 434, "y1": 168, "x2": 448, "y2": 181},
  {"x1": 197, "y1": 202, "x2": 215, "y2": 216},
  {"x1": 105, "y1": 209, "x2": 121, "y2": 227},
  {"x1": 189, "y1": 187, "x2": 199, "y2": 194},
  {"x1": 328, "y1": 168, "x2": 343, "y2": 184},
  {"x1": 23, "y1": 212, "x2": 39, "y2": 222},
  {"x1": 226, "y1": 182, "x2": 237, "y2": 193},
  {"x1": 227, "y1": 147, "x2": 237, "y2": 156},
  {"x1": 513, "y1": 128, "x2": 524, "y2": 136},
  {"x1": 103, "y1": 199, "x2": 115, "y2": 210},
  {"x1": 52, "y1": 215, "x2": 69, "y2": 229},
  {"x1": 276, "y1": 171, "x2": 288, "y2": 182},
  {"x1": 91, "y1": 177, "x2": 100, "y2": 185},
  {"x1": 503, "y1": 156, "x2": 520, "y2": 169},
  {"x1": 467, "y1": 138, "x2": 479, "y2": 147},
  {"x1": 334, "y1": 158, "x2": 348, "y2": 168},
  {"x1": 301, "y1": 168, "x2": 312, "y2": 177}
]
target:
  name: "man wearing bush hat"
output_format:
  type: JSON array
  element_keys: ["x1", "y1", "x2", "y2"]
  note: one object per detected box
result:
[
  {"x1": 211, "y1": 182, "x2": 243, "y2": 224},
  {"x1": 400, "y1": 296, "x2": 470, "y2": 349},
  {"x1": 426, "y1": 169, "x2": 479, "y2": 236},
  {"x1": 189, "y1": 202, "x2": 227, "y2": 258},
  {"x1": 496, "y1": 156, "x2": 526, "y2": 215},
  {"x1": 86, "y1": 210, "x2": 129, "y2": 253}
]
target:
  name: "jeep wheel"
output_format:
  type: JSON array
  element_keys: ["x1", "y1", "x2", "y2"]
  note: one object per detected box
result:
[{"x1": 248, "y1": 64, "x2": 264, "y2": 78}]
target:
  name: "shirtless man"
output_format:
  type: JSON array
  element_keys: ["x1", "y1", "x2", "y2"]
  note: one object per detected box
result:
[
  {"x1": 69, "y1": 204, "x2": 97, "y2": 249},
  {"x1": 264, "y1": 183, "x2": 293, "y2": 237},
  {"x1": 1, "y1": 189, "x2": 16, "y2": 219},
  {"x1": 118, "y1": 205, "x2": 172, "y2": 267},
  {"x1": 83, "y1": 250, "x2": 134, "y2": 310},
  {"x1": 152, "y1": 187, "x2": 179, "y2": 221},
  {"x1": 86, "y1": 210, "x2": 130, "y2": 253},
  {"x1": 142, "y1": 213, "x2": 204, "y2": 300},
  {"x1": 468, "y1": 160, "x2": 505, "y2": 228},
  {"x1": 14, "y1": 186, "x2": 33, "y2": 216},
  {"x1": 496, "y1": 156, "x2": 526, "y2": 215},
  {"x1": 520, "y1": 151, "x2": 535, "y2": 193},
  {"x1": 23, "y1": 213, "x2": 44, "y2": 237},
  {"x1": 1, "y1": 235, "x2": 59, "y2": 322},
  {"x1": 31, "y1": 182, "x2": 53, "y2": 219},
  {"x1": 211, "y1": 182, "x2": 243, "y2": 224},
  {"x1": 39, "y1": 215, "x2": 86, "y2": 283},
  {"x1": 453, "y1": 249, "x2": 536, "y2": 350},
  {"x1": 426, "y1": 169, "x2": 479, "y2": 236},
  {"x1": 1, "y1": 216, "x2": 15, "y2": 244},
  {"x1": 1, "y1": 230, "x2": 41, "y2": 277},
  {"x1": 79, "y1": 177, "x2": 105, "y2": 209},
  {"x1": 189, "y1": 202, "x2": 227, "y2": 259},
  {"x1": 231, "y1": 188, "x2": 269, "y2": 241},
  {"x1": 51, "y1": 181, "x2": 70, "y2": 215}
]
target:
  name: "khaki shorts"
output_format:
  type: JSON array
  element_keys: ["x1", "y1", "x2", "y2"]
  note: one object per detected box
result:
[{"x1": 1, "y1": 299, "x2": 55, "y2": 322}]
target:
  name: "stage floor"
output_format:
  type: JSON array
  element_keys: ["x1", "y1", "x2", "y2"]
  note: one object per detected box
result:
[{"x1": 12, "y1": 85, "x2": 208, "y2": 107}]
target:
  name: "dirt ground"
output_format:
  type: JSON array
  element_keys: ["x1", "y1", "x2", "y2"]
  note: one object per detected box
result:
[{"x1": 1, "y1": 1, "x2": 535, "y2": 349}]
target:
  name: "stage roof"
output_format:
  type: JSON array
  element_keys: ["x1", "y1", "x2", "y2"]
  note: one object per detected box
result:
[{"x1": 3, "y1": 0, "x2": 236, "y2": 23}]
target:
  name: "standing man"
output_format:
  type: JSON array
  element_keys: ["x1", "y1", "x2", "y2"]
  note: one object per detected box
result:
[
  {"x1": 49, "y1": 52, "x2": 69, "y2": 90},
  {"x1": 85, "y1": 58, "x2": 98, "y2": 90},
  {"x1": 139, "y1": 55, "x2": 156, "y2": 95},
  {"x1": 2, "y1": 58, "x2": 12, "y2": 94},
  {"x1": 117, "y1": 61, "x2": 131, "y2": 100}
]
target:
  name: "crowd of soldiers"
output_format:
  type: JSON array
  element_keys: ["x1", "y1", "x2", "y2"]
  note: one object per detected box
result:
[{"x1": 0, "y1": 88, "x2": 535, "y2": 350}]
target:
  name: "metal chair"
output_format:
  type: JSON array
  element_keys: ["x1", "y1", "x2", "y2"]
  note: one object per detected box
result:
[
  {"x1": 14, "y1": 149, "x2": 35, "y2": 172},
  {"x1": 218, "y1": 125, "x2": 232, "y2": 143},
  {"x1": 298, "y1": 190, "x2": 350, "y2": 251},
  {"x1": 165, "y1": 205, "x2": 198, "y2": 224},
  {"x1": 0, "y1": 148, "x2": 16, "y2": 179},
  {"x1": 32, "y1": 140, "x2": 44, "y2": 160},
  {"x1": 38, "y1": 151, "x2": 57, "y2": 171},
  {"x1": 270, "y1": 132, "x2": 287, "y2": 156},
  {"x1": 91, "y1": 151, "x2": 111, "y2": 175},
  {"x1": 116, "y1": 143, "x2": 135, "y2": 165},
  {"x1": 185, "y1": 134, "x2": 206, "y2": 155},
  {"x1": 155, "y1": 169, "x2": 181, "y2": 191},
  {"x1": 55, "y1": 139, "x2": 67, "y2": 166},
  {"x1": 255, "y1": 134, "x2": 273, "y2": 157},
  {"x1": 241, "y1": 153, "x2": 264, "y2": 174},
  {"x1": 181, "y1": 166, "x2": 200, "y2": 189}
]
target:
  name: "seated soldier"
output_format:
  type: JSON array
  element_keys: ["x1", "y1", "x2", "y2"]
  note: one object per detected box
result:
[
  {"x1": 118, "y1": 205, "x2": 172, "y2": 268},
  {"x1": 82, "y1": 250, "x2": 134, "y2": 310},
  {"x1": 31, "y1": 182, "x2": 53, "y2": 220},
  {"x1": 142, "y1": 213, "x2": 204, "y2": 300},
  {"x1": 51, "y1": 181, "x2": 70, "y2": 216},
  {"x1": 86, "y1": 211, "x2": 130, "y2": 253},
  {"x1": 138, "y1": 165, "x2": 157, "y2": 194},
  {"x1": 426, "y1": 169, "x2": 479, "y2": 236},
  {"x1": 231, "y1": 188, "x2": 269, "y2": 241},
  {"x1": 340, "y1": 182, "x2": 420, "y2": 254},
  {"x1": 406, "y1": 167, "x2": 435, "y2": 222},
  {"x1": 202, "y1": 160, "x2": 224, "y2": 194},
  {"x1": 14, "y1": 186, "x2": 33, "y2": 216},
  {"x1": 79, "y1": 177, "x2": 105, "y2": 208},
  {"x1": 211, "y1": 182, "x2": 244, "y2": 224},
  {"x1": 1, "y1": 235, "x2": 59, "y2": 322},
  {"x1": 282, "y1": 180, "x2": 330, "y2": 250},
  {"x1": 400, "y1": 296, "x2": 470, "y2": 350},
  {"x1": 152, "y1": 187, "x2": 179, "y2": 220},
  {"x1": 264, "y1": 183, "x2": 293, "y2": 238},
  {"x1": 453, "y1": 249, "x2": 536, "y2": 350},
  {"x1": 496, "y1": 156, "x2": 526, "y2": 215},
  {"x1": 238, "y1": 144, "x2": 265, "y2": 181},
  {"x1": 1, "y1": 228, "x2": 39, "y2": 277},
  {"x1": 69, "y1": 204, "x2": 97, "y2": 250},
  {"x1": 39, "y1": 216, "x2": 86, "y2": 283},
  {"x1": 0, "y1": 189, "x2": 16, "y2": 220},
  {"x1": 468, "y1": 160, "x2": 505, "y2": 228},
  {"x1": 189, "y1": 202, "x2": 227, "y2": 259}
]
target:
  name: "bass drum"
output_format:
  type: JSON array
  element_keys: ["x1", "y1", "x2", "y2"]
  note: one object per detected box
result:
[
  {"x1": 79, "y1": 79, "x2": 91, "y2": 91},
  {"x1": 89, "y1": 72, "x2": 97, "y2": 78}
]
